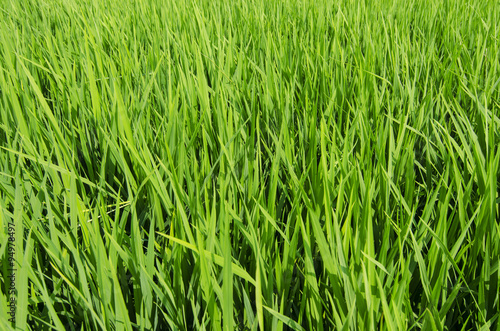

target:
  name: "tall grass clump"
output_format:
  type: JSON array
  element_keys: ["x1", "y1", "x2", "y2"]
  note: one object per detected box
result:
[{"x1": 0, "y1": 0, "x2": 499, "y2": 329}]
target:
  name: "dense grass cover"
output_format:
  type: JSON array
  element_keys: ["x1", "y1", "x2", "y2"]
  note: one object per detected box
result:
[{"x1": 0, "y1": 0, "x2": 499, "y2": 329}]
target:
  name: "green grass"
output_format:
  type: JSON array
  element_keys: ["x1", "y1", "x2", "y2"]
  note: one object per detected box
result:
[{"x1": 0, "y1": 0, "x2": 499, "y2": 329}]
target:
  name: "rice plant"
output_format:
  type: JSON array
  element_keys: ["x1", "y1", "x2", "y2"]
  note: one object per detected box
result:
[{"x1": 0, "y1": 0, "x2": 499, "y2": 329}]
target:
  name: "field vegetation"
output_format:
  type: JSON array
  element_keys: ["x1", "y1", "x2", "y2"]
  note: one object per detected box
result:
[{"x1": 0, "y1": 0, "x2": 499, "y2": 329}]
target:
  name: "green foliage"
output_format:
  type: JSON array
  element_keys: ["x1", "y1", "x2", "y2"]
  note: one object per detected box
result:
[{"x1": 0, "y1": 0, "x2": 499, "y2": 329}]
